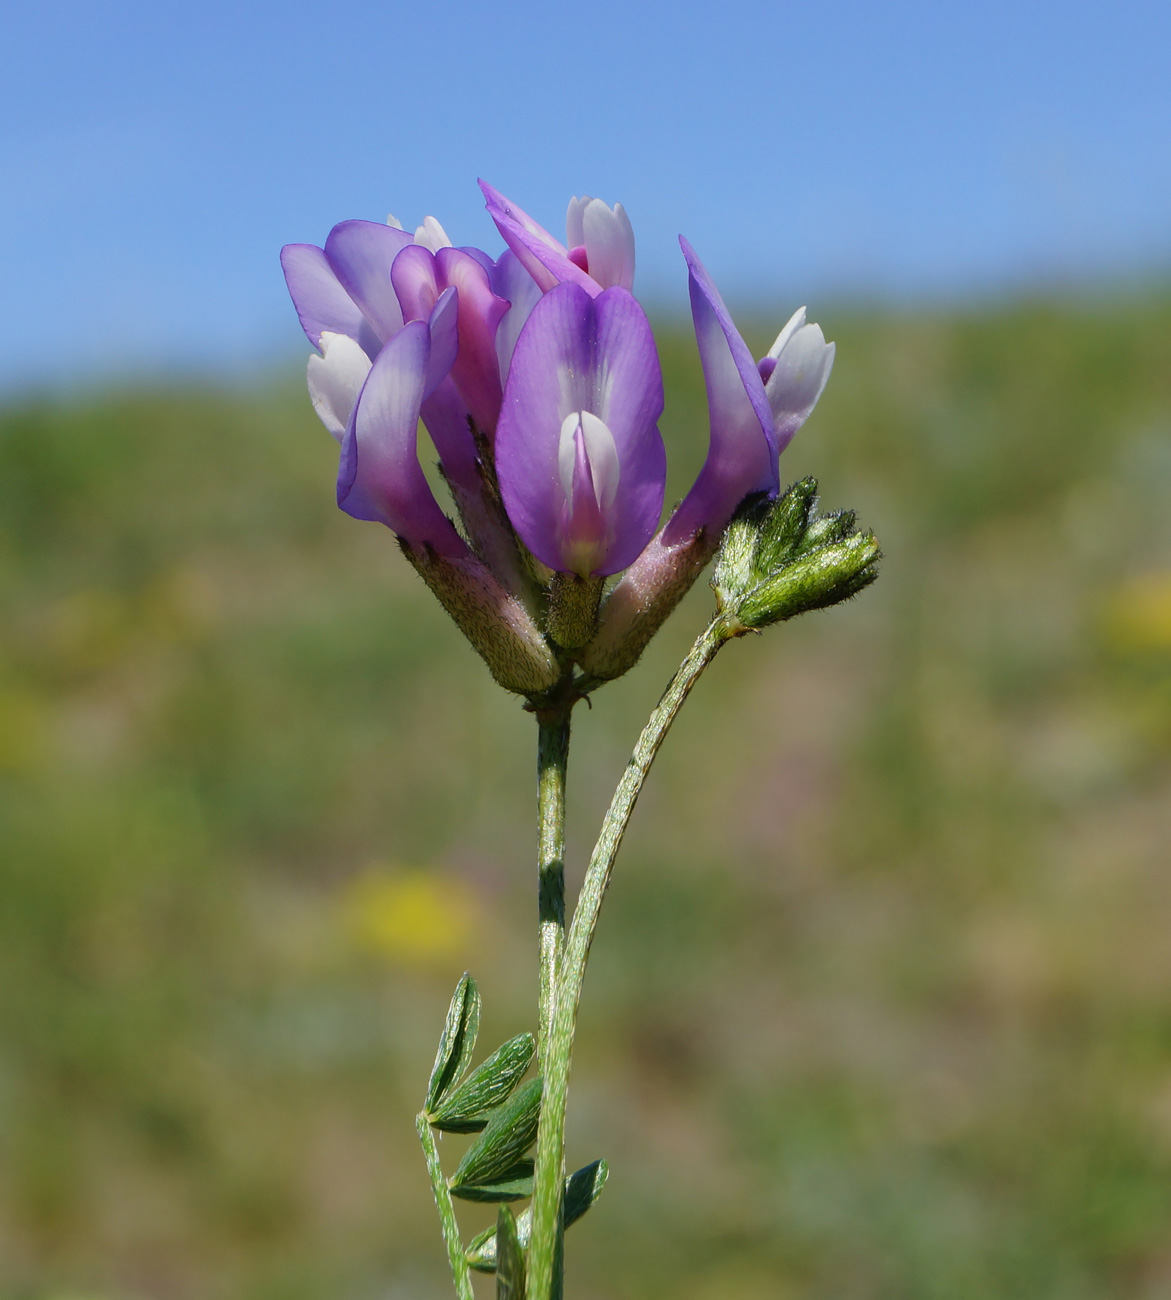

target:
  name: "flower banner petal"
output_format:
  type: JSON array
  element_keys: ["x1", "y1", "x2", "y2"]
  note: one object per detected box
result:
[
  {"x1": 663, "y1": 238, "x2": 777, "y2": 545},
  {"x1": 281, "y1": 242, "x2": 380, "y2": 358},
  {"x1": 324, "y1": 219, "x2": 413, "y2": 344},
  {"x1": 496, "y1": 283, "x2": 664, "y2": 575}
]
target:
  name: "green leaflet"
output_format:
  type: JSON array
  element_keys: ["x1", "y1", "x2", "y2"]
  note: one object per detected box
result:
[
  {"x1": 449, "y1": 1159, "x2": 534, "y2": 1204},
  {"x1": 494, "y1": 1206, "x2": 526, "y2": 1300},
  {"x1": 449, "y1": 1075, "x2": 542, "y2": 1196},
  {"x1": 425, "y1": 973, "x2": 481, "y2": 1114},
  {"x1": 466, "y1": 1159, "x2": 610, "y2": 1273},
  {"x1": 562, "y1": 1157, "x2": 609, "y2": 1226},
  {"x1": 429, "y1": 1032, "x2": 536, "y2": 1133}
]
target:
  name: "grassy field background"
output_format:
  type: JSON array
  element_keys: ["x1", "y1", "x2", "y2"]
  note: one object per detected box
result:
[{"x1": 2, "y1": 293, "x2": 1171, "y2": 1300}]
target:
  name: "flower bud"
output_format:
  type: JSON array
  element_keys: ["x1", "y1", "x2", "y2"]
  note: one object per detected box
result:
[{"x1": 712, "y1": 479, "x2": 880, "y2": 633}]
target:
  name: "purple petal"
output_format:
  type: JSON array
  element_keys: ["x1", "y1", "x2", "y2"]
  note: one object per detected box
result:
[
  {"x1": 425, "y1": 285, "x2": 460, "y2": 396},
  {"x1": 323, "y1": 219, "x2": 413, "y2": 345},
  {"x1": 459, "y1": 245, "x2": 497, "y2": 277},
  {"x1": 337, "y1": 321, "x2": 465, "y2": 557},
  {"x1": 491, "y1": 249, "x2": 543, "y2": 384},
  {"x1": 390, "y1": 243, "x2": 441, "y2": 324},
  {"x1": 281, "y1": 243, "x2": 380, "y2": 358},
  {"x1": 420, "y1": 375, "x2": 480, "y2": 496},
  {"x1": 496, "y1": 283, "x2": 665, "y2": 576},
  {"x1": 391, "y1": 247, "x2": 503, "y2": 432},
  {"x1": 478, "y1": 179, "x2": 602, "y2": 298},
  {"x1": 662, "y1": 238, "x2": 777, "y2": 546},
  {"x1": 437, "y1": 247, "x2": 509, "y2": 434}
]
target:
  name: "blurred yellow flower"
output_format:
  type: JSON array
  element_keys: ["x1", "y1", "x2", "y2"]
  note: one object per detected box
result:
[
  {"x1": 1101, "y1": 572, "x2": 1171, "y2": 653},
  {"x1": 341, "y1": 866, "x2": 477, "y2": 968},
  {"x1": 0, "y1": 687, "x2": 49, "y2": 773}
]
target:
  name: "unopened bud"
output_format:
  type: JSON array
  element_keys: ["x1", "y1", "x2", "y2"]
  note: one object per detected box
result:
[{"x1": 713, "y1": 479, "x2": 880, "y2": 633}]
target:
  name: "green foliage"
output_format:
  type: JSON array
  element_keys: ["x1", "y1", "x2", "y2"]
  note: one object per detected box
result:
[
  {"x1": 494, "y1": 1206, "x2": 526, "y2": 1299},
  {"x1": 430, "y1": 1032, "x2": 536, "y2": 1133},
  {"x1": 449, "y1": 1076, "x2": 543, "y2": 1201},
  {"x1": 466, "y1": 1159, "x2": 610, "y2": 1273},
  {"x1": 425, "y1": 973, "x2": 481, "y2": 1113}
]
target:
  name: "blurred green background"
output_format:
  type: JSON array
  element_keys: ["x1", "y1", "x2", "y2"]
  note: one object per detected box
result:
[{"x1": 3, "y1": 294, "x2": 1171, "y2": 1300}]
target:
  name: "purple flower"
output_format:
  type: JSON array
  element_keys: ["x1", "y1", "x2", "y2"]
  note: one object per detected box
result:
[
  {"x1": 389, "y1": 243, "x2": 510, "y2": 437},
  {"x1": 663, "y1": 237, "x2": 834, "y2": 545},
  {"x1": 581, "y1": 239, "x2": 834, "y2": 679},
  {"x1": 496, "y1": 283, "x2": 665, "y2": 577},
  {"x1": 480, "y1": 181, "x2": 635, "y2": 298},
  {"x1": 281, "y1": 218, "x2": 471, "y2": 548},
  {"x1": 281, "y1": 183, "x2": 835, "y2": 690},
  {"x1": 335, "y1": 309, "x2": 466, "y2": 556}
]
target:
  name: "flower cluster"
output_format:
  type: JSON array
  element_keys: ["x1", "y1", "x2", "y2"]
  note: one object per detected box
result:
[{"x1": 281, "y1": 182, "x2": 835, "y2": 694}]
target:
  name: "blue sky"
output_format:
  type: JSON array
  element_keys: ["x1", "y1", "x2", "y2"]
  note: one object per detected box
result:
[{"x1": 2, "y1": 0, "x2": 1168, "y2": 390}]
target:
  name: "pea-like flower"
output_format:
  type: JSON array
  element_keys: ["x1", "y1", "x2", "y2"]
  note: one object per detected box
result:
[
  {"x1": 281, "y1": 182, "x2": 834, "y2": 693},
  {"x1": 581, "y1": 238, "x2": 835, "y2": 679},
  {"x1": 496, "y1": 283, "x2": 665, "y2": 578}
]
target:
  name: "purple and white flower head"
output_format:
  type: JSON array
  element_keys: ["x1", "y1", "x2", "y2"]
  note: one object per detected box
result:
[
  {"x1": 496, "y1": 284, "x2": 665, "y2": 579},
  {"x1": 281, "y1": 182, "x2": 834, "y2": 692}
]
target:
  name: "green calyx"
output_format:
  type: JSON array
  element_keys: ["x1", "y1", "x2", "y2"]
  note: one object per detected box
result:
[{"x1": 712, "y1": 478, "x2": 881, "y2": 633}]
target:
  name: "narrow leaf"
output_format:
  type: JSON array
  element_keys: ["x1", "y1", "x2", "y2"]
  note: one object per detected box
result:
[
  {"x1": 465, "y1": 1224, "x2": 499, "y2": 1274},
  {"x1": 450, "y1": 1076, "x2": 542, "y2": 1189},
  {"x1": 431, "y1": 1032, "x2": 536, "y2": 1132},
  {"x1": 495, "y1": 1205, "x2": 526, "y2": 1300},
  {"x1": 563, "y1": 1158, "x2": 609, "y2": 1228},
  {"x1": 465, "y1": 1158, "x2": 609, "y2": 1273},
  {"x1": 425, "y1": 973, "x2": 481, "y2": 1113},
  {"x1": 449, "y1": 1159, "x2": 534, "y2": 1203}
]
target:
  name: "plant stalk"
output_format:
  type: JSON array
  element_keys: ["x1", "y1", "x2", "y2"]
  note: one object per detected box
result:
[
  {"x1": 536, "y1": 709, "x2": 572, "y2": 1063},
  {"x1": 526, "y1": 616, "x2": 730, "y2": 1300},
  {"x1": 416, "y1": 1112, "x2": 474, "y2": 1300}
]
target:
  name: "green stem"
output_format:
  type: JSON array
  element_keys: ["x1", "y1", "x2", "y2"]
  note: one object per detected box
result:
[
  {"x1": 416, "y1": 1112, "x2": 474, "y2": 1300},
  {"x1": 526, "y1": 617, "x2": 730, "y2": 1300},
  {"x1": 536, "y1": 709, "x2": 571, "y2": 1063}
]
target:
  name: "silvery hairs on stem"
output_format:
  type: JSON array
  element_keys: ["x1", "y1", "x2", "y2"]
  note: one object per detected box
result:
[{"x1": 282, "y1": 180, "x2": 879, "y2": 1300}]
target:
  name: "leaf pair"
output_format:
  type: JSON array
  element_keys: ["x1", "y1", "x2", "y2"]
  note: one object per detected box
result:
[
  {"x1": 448, "y1": 1075, "x2": 543, "y2": 1201},
  {"x1": 424, "y1": 973, "x2": 536, "y2": 1133}
]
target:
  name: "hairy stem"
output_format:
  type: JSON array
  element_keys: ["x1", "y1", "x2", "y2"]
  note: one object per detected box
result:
[
  {"x1": 526, "y1": 617, "x2": 730, "y2": 1300},
  {"x1": 416, "y1": 1113, "x2": 474, "y2": 1300},
  {"x1": 536, "y1": 709, "x2": 571, "y2": 1064}
]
